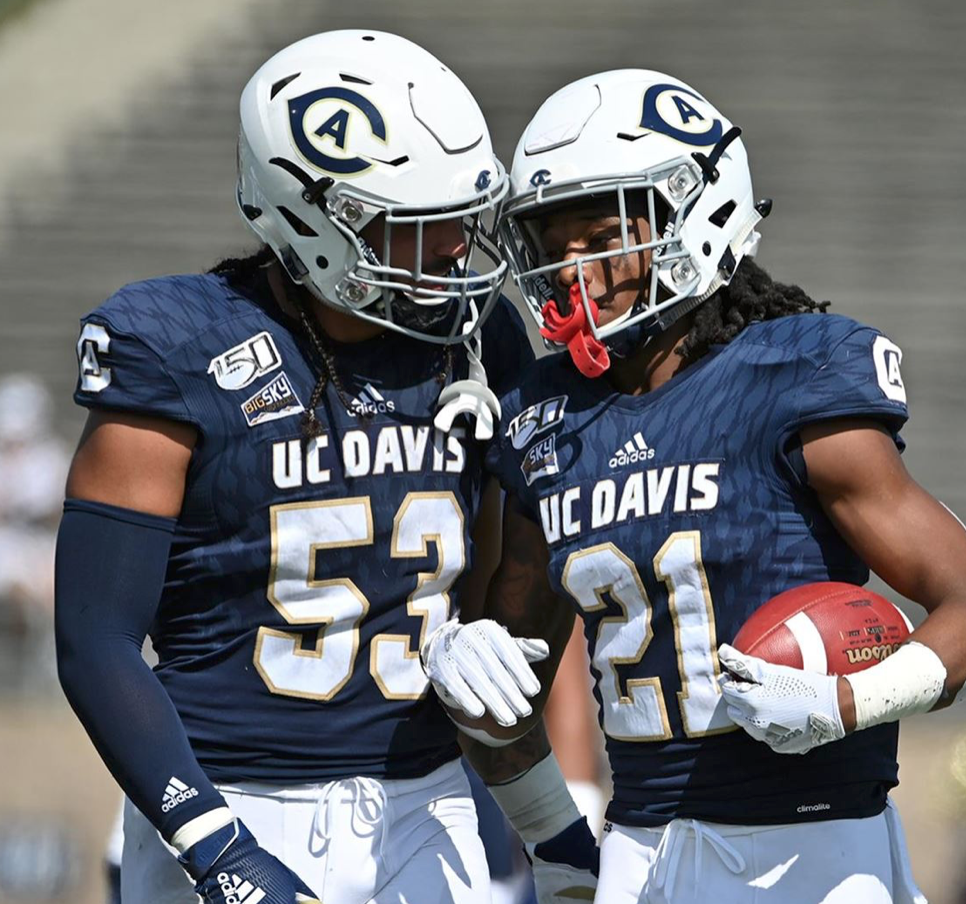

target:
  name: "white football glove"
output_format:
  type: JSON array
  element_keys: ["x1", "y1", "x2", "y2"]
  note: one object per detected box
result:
[
  {"x1": 718, "y1": 643, "x2": 846, "y2": 755},
  {"x1": 420, "y1": 618, "x2": 549, "y2": 727}
]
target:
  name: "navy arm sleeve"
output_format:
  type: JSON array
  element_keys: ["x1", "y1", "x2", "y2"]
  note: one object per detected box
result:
[{"x1": 55, "y1": 500, "x2": 226, "y2": 840}]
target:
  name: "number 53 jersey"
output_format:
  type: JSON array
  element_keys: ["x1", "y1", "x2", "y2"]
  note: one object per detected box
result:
[
  {"x1": 487, "y1": 313, "x2": 911, "y2": 827},
  {"x1": 73, "y1": 272, "x2": 532, "y2": 784}
]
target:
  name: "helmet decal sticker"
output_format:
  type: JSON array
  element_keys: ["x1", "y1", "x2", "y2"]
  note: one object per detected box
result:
[
  {"x1": 288, "y1": 86, "x2": 387, "y2": 175},
  {"x1": 639, "y1": 83, "x2": 723, "y2": 147}
]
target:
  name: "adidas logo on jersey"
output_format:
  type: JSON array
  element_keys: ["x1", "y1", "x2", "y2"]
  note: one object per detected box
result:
[
  {"x1": 217, "y1": 872, "x2": 267, "y2": 904},
  {"x1": 348, "y1": 383, "x2": 396, "y2": 417},
  {"x1": 609, "y1": 432, "x2": 655, "y2": 468},
  {"x1": 160, "y1": 776, "x2": 199, "y2": 813}
]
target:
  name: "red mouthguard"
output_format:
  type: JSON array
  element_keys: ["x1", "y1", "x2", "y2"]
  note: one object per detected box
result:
[{"x1": 539, "y1": 283, "x2": 611, "y2": 378}]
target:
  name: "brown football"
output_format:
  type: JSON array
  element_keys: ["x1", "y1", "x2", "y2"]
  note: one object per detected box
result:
[{"x1": 732, "y1": 582, "x2": 912, "y2": 675}]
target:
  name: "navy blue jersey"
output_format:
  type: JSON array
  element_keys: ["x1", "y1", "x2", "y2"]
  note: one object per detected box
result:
[
  {"x1": 487, "y1": 313, "x2": 910, "y2": 826},
  {"x1": 74, "y1": 272, "x2": 533, "y2": 784}
]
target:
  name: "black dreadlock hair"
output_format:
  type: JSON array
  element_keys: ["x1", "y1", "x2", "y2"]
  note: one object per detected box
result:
[
  {"x1": 209, "y1": 245, "x2": 276, "y2": 279},
  {"x1": 676, "y1": 258, "x2": 830, "y2": 366},
  {"x1": 210, "y1": 247, "x2": 455, "y2": 440}
]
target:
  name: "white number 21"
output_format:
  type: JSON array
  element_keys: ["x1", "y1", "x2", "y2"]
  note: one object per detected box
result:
[{"x1": 561, "y1": 531, "x2": 733, "y2": 741}]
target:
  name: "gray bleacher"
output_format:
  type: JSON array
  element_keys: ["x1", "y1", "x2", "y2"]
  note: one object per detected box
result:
[{"x1": 1, "y1": 1, "x2": 964, "y2": 510}]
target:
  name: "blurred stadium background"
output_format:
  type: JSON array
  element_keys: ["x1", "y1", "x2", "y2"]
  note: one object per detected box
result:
[{"x1": 2, "y1": 0, "x2": 966, "y2": 901}]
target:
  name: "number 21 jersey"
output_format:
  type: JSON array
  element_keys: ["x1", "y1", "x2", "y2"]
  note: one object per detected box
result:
[{"x1": 487, "y1": 313, "x2": 910, "y2": 826}]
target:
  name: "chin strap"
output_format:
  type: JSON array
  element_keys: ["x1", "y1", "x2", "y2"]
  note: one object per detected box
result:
[
  {"x1": 540, "y1": 283, "x2": 610, "y2": 378},
  {"x1": 434, "y1": 299, "x2": 502, "y2": 441}
]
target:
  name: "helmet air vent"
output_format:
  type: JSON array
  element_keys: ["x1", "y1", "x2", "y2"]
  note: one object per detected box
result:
[
  {"x1": 277, "y1": 207, "x2": 318, "y2": 237},
  {"x1": 340, "y1": 73, "x2": 373, "y2": 85},
  {"x1": 269, "y1": 74, "x2": 300, "y2": 100},
  {"x1": 708, "y1": 200, "x2": 736, "y2": 228}
]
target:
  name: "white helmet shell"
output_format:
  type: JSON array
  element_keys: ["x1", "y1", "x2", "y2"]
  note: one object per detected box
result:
[
  {"x1": 500, "y1": 69, "x2": 763, "y2": 346},
  {"x1": 238, "y1": 30, "x2": 507, "y2": 344}
]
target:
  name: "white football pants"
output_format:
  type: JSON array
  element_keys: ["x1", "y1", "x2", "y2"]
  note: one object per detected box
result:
[
  {"x1": 595, "y1": 799, "x2": 926, "y2": 904},
  {"x1": 121, "y1": 758, "x2": 490, "y2": 904}
]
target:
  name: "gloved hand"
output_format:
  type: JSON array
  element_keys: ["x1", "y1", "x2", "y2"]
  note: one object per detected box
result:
[
  {"x1": 179, "y1": 818, "x2": 320, "y2": 903},
  {"x1": 718, "y1": 643, "x2": 846, "y2": 755},
  {"x1": 420, "y1": 618, "x2": 549, "y2": 727},
  {"x1": 525, "y1": 816, "x2": 599, "y2": 903}
]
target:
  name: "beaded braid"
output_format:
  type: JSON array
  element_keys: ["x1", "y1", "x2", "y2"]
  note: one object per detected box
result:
[
  {"x1": 436, "y1": 346, "x2": 455, "y2": 386},
  {"x1": 291, "y1": 292, "x2": 371, "y2": 438},
  {"x1": 676, "y1": 259, "x2": 830, "y2": 366}
]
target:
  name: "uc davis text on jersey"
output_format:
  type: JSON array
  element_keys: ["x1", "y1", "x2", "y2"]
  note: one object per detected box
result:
[
  {"x1": 539, "y1": 463, "x2": 721, "y2": 544},
  {"x1": 272, "y1": 425, "x2": 468, "y2": 488}
]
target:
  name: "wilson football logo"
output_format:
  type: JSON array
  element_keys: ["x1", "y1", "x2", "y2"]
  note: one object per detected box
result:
[{"x1": 845, "y1": 643, "x2": 902, "y2": 665}]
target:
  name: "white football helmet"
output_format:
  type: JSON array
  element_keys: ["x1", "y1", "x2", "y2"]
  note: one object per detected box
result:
[
  {"x1": 500, "y1": 69, "x2": 766, "y2": 349},
  {"x1": 237, "y1": 30, "x2": 508, "y2": 344}
]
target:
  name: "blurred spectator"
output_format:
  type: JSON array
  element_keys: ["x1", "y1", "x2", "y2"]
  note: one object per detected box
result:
[
  {"x1": 104, "y1": 797, "x2": 124, "y2": 904},
  {"x1": 0, "y1": 373, "x2": 69, "y2": 694}
]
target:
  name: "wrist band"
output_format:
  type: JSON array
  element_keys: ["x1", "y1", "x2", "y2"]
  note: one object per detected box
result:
[
  {"x1": 170, "y1": 807, "x2": 235, "y2": 854},
  {"x1": 845, "y1": 641, "x2": 946, "y2": 730},
  {"x1": 487, "y1": 752, "x2": 580, "y2": 844}
]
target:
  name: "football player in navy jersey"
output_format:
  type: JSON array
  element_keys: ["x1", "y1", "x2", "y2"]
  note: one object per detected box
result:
[
  {"x1": 51, "y1": 30, "x2": 568, "y2": 904},
  {"x1": 422, "y1": 69, "x2": 966, "y2": 902}
]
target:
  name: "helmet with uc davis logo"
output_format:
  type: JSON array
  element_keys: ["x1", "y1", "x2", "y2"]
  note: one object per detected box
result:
[
  {"x1": 237, "y1": 30, "x2": 508, "y2": 344},
  {"x1": 500, "y1": 69, "x2": 763, "y2": 350}
]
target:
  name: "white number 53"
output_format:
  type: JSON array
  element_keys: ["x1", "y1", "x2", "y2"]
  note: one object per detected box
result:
[{"x1": 255, "y1": 492, "x2": 464, "y2": 702}]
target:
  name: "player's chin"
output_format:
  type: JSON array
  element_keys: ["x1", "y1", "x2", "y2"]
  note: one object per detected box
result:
[
  {"x1": 596, "y1": 296, "x2": 637, "y2": 328},
  {"x1": 445, "y1": 702, "x2": 536, "y2": 745}
]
